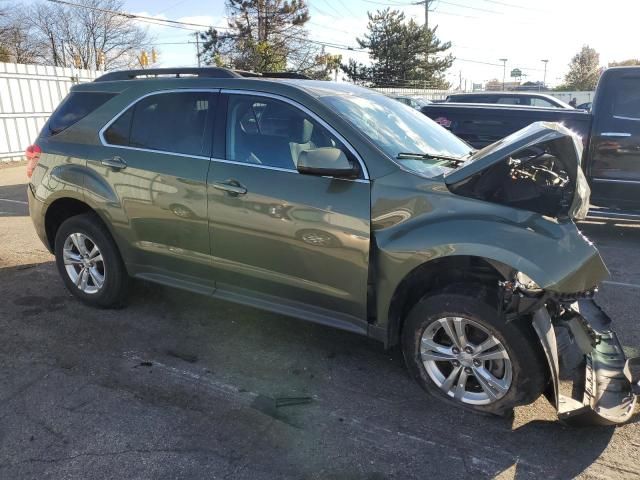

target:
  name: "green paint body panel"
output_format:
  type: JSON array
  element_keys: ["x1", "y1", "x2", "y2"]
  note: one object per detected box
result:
[{"x1": 28, "y1": 76, "x2": 609, "y2": 346}]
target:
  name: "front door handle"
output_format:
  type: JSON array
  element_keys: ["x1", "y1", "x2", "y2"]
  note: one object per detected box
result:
[
  {"x1": 213, "y1": 180, "x2": 247, "y2": 196},
  {"x1": 101, "y1": 156, "x2": 127, "y2": 170}
]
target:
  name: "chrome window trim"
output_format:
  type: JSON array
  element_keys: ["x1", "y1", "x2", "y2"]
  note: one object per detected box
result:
[
  {"x1": 220, "y1": 89, "x2": 370, "y2": 180},
  {"x1": 209, "y1": 157, "x2": 369, "y2": 183},
  {"x1": 592, "y1": 177, "x2": 640, "y2": 185},
  {"x1": 613, "y1": 115, "x2": 640, "y2": 122},
  {"x1": 98, "y1": 88, "x2": 220, "y2": 159}
]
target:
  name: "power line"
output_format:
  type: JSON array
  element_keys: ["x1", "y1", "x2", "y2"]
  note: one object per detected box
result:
[
  {"x1": 157, "y1": 0, "x2": 193, "y2": 15},
  {"x1": 317, "y1": 0, "x2": 342, "y2": 17},
  {"x1": 46, "y1": 0, "x2": 365, "y2": 52},
  {"x1": 359, "y1": 0, "x2": 416, "y2": 7},
  {"x1": 436, "y1": 0, "x2": 500, "y2": 14},
  {"x1": 46, "y1": 0, "x2": 219, "y2": 30},
  {"x1": 478, "y1": 0, "x2": 542, "y2": 12},
  {"x1": 331, "y1": 0, "x2": 358, "y2": 17}
]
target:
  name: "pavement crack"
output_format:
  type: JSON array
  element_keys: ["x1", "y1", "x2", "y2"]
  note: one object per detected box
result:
[
  {"x1": 0, "y1": 370, "x2": 51, "y2": 404},
  {"x1": 0, "y1": 447, "x2": 226, "y2": 469}
]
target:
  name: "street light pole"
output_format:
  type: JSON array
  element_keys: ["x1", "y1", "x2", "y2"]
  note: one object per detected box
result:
[
  {"x1": 541, "y1": 59, "x2": 549, "y2": 91},
  {"x1": 499, "y1": 58, "x2": 507, "y2": 90}
]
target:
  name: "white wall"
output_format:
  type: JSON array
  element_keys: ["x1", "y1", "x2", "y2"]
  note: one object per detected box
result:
[
  {"x1": 372, "y1": 87, "x2": 596, "y2": 106},
  {"x1": 0, "y1": 62, "x2": 98, "y2": 163},
  {"x1": 372, "y1": 87, "x2": 455, "y2": 100},
  {"x1": 545, "y1": 91, "x2": 595, "y2": 106}
]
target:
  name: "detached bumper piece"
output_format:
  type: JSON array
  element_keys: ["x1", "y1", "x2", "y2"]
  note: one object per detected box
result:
[{"x1": 533, "y1": 299, "x2": 638, "y2": 426}]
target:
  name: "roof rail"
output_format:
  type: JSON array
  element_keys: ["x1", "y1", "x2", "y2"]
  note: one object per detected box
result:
[
  {"x1": 261, "y1": 72, "x2": 312, "y2": 79},
  {"x1": 95, "y1": 67, "x2": 242, "y2": 82},
  {"x1": 234, "y1": 70, "x2": 311, "y2": 79}
]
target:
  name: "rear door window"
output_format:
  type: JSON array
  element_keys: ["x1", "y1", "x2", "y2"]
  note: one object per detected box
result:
[
  {"x1": 497, "y1": 97, "x2": 524, "y2": 105},
  {"x1": 612, "y1": 77, "x2": 640, "y2": 120},
  {"x1": 103, "y1": 91, "x2": 216, "y2": 157},
  {"x1": 530, "y1": 98, "x2": 555, "y2": 108},
  {"x1": 45, "y1": 91, "x2": 115, "y2": 136}
]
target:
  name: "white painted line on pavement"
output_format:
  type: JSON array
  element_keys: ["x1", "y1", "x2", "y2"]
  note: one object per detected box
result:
[
  {"x1": 0, "y1": 198, "x2": 27, "y2": 205},
  {"x1": 602, "y1": 280, "x2": 640, "y2": 290}
]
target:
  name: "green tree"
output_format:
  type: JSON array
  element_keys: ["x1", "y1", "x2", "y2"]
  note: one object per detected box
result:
[
  {"x1": 340, "y1": 58, "x2": 371, "y2": 84},
  {"x1": 306, "y1": 51, "x2": 341, "y2": 80},
  {"x1": 199, "y1": 0, "x2": 325, "y2": 74},
  {"x1": 563, "y1": 45, "x2": 601, "y2": 91},
  {"x1": 342, "y1": 9, "x2": 452, "y2": 88}
]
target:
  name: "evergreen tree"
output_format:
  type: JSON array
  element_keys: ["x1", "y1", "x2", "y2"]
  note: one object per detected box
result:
[
  {"x1": 342, "y1": 9, "x2": 453, "y2": 88},
  {"x1": 199, "y1": 0, "x2": 324, "y2": 74}
]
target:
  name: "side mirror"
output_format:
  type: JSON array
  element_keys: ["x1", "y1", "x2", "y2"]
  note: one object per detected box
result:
[{"x1": 296, "y1": 147, "x2": 358, "y2": 178}]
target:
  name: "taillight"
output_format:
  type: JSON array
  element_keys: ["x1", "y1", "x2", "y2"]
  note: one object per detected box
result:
[{"x1": 25, "y1": 144, "x2": 41, "y2": 178}]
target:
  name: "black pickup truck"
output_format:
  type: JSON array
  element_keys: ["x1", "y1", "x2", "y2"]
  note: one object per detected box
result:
[{"x1": 421, "y1": 67, "x2": 640, "y2": 213}]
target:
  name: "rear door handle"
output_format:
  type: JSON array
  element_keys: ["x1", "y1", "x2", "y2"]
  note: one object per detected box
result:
[
  {"x1": 101, "y1": 156, "x2": 127, "y2": 169},
  {"x1": 213, "y1": 181, "x2": 247, "y2": 196}
]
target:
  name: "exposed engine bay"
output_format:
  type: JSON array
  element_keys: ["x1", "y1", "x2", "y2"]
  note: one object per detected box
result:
[
  {"x1": 445, "y1": 122, "x2": 591, "y2": 220},
  {"x1": 450, "y1": 142, "x2": 575, "y2": 217}
]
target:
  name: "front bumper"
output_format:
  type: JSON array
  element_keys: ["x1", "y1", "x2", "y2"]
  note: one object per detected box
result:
[{"x1": 532, "y1": 299, "x2": 638, "y2": 425}]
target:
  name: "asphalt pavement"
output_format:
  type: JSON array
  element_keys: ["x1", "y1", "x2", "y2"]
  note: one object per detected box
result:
[{"x1": 0, "y1": 163, "x2": 638, "y2": 479}]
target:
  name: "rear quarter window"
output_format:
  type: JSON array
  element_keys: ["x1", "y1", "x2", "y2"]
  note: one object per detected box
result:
[{"x1": 44, "y1": 91, "x2": 115, "y2": 137}]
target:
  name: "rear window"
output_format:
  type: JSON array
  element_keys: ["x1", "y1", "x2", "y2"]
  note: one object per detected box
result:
[
  {"x1": 44, "y1": 92, "x2": 115, "y2": 136},
  {"x1": 103, "y1": 91, "x2": 216, "y2": 157},
  {"x1": 450, "y1": 95, "x2": 491, "y2": 103}
]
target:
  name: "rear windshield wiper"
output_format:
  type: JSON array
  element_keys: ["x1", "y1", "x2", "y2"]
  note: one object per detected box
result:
[{"x1": 396, "y1": 152, "x2": 467, "y2": 164}]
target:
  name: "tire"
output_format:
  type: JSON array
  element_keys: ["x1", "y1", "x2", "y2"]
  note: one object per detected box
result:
[
  {"x1": 401, "y1": 285, "x2": 547, "y2": 416},
  {"x1": 54, "y1": 212, "x2": 129, "y2": 308}
]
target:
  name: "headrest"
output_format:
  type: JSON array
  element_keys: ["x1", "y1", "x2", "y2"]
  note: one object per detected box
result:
[{"x1": 289, "y1": 117, "x2": 314, "y2": 143}]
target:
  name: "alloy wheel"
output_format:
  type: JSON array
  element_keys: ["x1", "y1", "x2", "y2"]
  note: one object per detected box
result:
[
  {"x1": 420, "y1": 316, "x2": 512, "y2": 405},
  {"x1": 62, "y1": 232, "x2": 105, "y2": 295}
]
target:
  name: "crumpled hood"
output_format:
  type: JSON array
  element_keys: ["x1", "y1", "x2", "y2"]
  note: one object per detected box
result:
[{"x1": 445, "y1": 122, "x2": 591, "y2": 220}]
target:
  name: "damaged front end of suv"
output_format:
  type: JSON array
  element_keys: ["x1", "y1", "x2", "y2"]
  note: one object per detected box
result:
[{"x1": 447, "y1": 122, "x2": 639, "y2": 425}]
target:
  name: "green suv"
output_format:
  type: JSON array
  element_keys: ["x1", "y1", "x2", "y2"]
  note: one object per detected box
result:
[{"x1": 27, "y1": 68, "x2": 638, "y2": 425}]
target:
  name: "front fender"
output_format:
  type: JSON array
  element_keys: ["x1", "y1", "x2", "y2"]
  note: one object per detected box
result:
[
  {"x1": 372, "y1": 172, "x2": 609, "y2": 338},
  {"x1": 377, "y1": 216, "x2": 607, "y2": 292}
]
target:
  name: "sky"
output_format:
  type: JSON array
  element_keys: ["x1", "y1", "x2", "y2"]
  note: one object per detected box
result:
[{"x1": 34, "y1": 0, "x2": 640, "y2": 87}]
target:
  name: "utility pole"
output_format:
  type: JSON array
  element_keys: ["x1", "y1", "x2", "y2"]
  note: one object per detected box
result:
[
  {"x1": 424, "y1": 0, "x2": 429, "y2": 66},
  {"x1": 541, "y1": 59, "x2": 549, "y2": 91},
  {"x1": 195, "y1": 31, "x2": 201, "y2": 67},
  {"x1": 61, "y1": 40, "x2": 66, "y2": 67},
  {"x1": 499, "y1": 58, "x2": 508, "y2": 90}
]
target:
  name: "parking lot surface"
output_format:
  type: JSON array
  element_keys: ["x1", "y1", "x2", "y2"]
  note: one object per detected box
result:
[{"x1": 1, "y1": 164, "x2": 639, "y2": 479}]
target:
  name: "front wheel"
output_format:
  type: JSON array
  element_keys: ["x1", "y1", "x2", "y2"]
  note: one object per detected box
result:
[
  {"x1": 401, "y1": 287, "x2": 547, "y2": 416},
  {"x1": 54, "y1": 213, "x2": 129, "y2": 308}
]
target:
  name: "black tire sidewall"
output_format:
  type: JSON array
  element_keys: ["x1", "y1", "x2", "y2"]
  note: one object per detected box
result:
[
  {"x1": 401, "y1": 291, "x2": 547, "y2": 416},
  {"x1": 54, "y1": 213, "x2": 128, "y2": 308}
]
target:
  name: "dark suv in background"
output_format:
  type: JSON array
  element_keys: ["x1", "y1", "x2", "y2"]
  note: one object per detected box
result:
[
  {"x1": 26, "y1": 68, "x2": 638, "y2": 425},
  {"x1": 445, "y1": 92, "x2": 572, "y2": 109}
]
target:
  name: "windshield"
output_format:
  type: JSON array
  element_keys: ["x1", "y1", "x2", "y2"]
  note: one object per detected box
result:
[{"x1": 321, "y1": 92, "x2": 471, "y2": 177}]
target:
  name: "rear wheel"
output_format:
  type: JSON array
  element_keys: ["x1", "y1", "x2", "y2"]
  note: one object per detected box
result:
[
  {"x1": 402, "y1": 287, "x2": 547, "y2": 416},
  {"x1": 54, "y1": 213, "x2": 129, "y2": 308}
]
